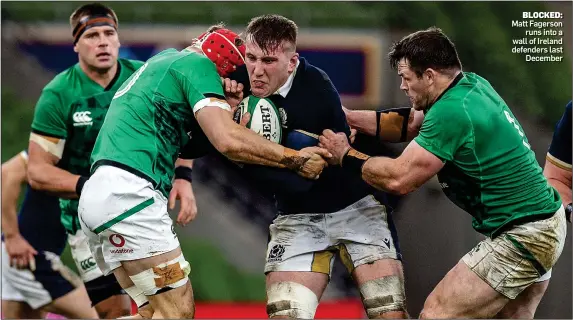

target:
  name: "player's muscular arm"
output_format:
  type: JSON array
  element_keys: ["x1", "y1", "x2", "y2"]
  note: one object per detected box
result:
[
  {"x1": 344, "y1": 107, "x2": 424, "y2": 142},
  {"x1": 1, "y1": 153, "x2": 28, "y2": 238},
  {"x1": 361, "y1": 141, "x2": 444, "y2": 195},
  {"x1": 544, "y1": 160, "x2": 572, "y2": 204},
  {"x1": 27, "y1": 134, "x2": 81, "y2": 199},
  {"x1": 196, "y1": 106, "x2": 329, "y2": 179},
  {"x1": 28, "y1": 88, "x2": 83, "y2": 198},
  {"x1": 2, "y1": 152, "x2": 38, "y2": 269},
  {"x1": 319, "y1": 129, "x2": 443, "y2": 195}
]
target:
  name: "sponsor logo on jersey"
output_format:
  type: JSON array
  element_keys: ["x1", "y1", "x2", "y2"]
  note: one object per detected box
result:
[
  {"x1": 80, "y1": 257, "x2": 97, "y2": 271},
  {"x1": 72, "y1": 111, "x2": 93, "y2": 126},
  {"x1": 267, "y1": 244, "x2": 286, "y2": 263}
]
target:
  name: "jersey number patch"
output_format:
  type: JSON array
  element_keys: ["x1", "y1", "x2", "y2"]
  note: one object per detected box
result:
[
  {"x1": 113, "y1": 62, "x2": 149, "y2": 100},
  {"x1": 504, "y1": 110, "x2": 531, "y2": 150}
]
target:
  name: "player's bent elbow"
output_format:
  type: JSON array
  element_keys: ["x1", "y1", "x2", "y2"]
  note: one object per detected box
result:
[
  {"x1": 386, "y1": 179, "x2": 412, "y2": 196},
  {"x1": 26, "y1": 163, "x2": 44, "y2": 190}
]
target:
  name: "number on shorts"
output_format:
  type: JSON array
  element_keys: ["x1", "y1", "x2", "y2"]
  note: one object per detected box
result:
[
  {"x1": 504, "y1": 110, "x2": 531, "y2": 150},
  {"x1": 113, "y1": 62, "x2": 149, "y2": 99}
]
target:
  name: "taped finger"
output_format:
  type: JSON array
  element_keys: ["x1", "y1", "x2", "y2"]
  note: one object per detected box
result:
[{"x1": 29, "y1": 256, "x2": 36, "y2": 271}]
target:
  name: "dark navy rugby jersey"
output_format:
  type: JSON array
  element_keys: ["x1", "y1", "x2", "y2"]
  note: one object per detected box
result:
[
  {"x1": 547, "y1": 101, "x2": 572, "y2": 170},
  {"x1": 229, "y1": 58, "x2": 394, "y2": 214},
  {"x1": 2, "y1": 151, "x2": 67, "y2": 255}
]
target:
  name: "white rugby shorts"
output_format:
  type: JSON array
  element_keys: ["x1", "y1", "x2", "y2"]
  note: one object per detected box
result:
[
  {"x1": 1, "y1": 242, "x2": 80, "y2": 309},
  {"x1": 264, "y1": 195, "x2": 401, "y2": 275},
  {"x1": 78, "y1": 165, "x2": 180, "y2": 276},
  {"x1": 462, "y1": 206, "x2": 567, "y2": 299}
]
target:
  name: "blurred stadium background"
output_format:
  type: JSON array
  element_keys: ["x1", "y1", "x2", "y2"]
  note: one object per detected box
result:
[{"x1": 1, "y1": 1, "x2": 572, "y2": 318}]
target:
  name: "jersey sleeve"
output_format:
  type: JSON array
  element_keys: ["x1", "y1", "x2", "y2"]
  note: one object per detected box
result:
[
  {"x1": 31, "y1": 89, "x2": 68, "y2": 139},
  {"x1": 414, "y1": 102, "x2": 471, "y2": 162},
  {"x1": 173, "y1": 57, "x2": 230, "y2": 114},
  {"x1": 547, "y1": 101, "x2": 572, "y2": 169}
]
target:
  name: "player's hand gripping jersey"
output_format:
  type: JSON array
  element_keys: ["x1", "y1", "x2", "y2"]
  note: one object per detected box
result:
[
  {"x1": 31, "y1": 59, "x2": 144, "y2": 235},
  {"x1": 414, "y1": 72, "x2": 562, "y2": 238},
  {"x1": 90, "y1": 49, "x2": 230, "y2": 198}
]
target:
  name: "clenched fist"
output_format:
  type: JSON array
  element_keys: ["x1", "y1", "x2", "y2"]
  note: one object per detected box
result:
[
  {"x1": 294, "y1": 146, "x2": 332, "y2": 179},
  {"x1": 318, "y1": 129, "x2": 352, "y2": 166}
]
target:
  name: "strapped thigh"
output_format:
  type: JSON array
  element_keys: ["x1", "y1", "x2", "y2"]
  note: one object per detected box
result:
[
  {"x1": 359, "y1": 275, "x2": 407, "y2": 318},
  {"x1": 266, "y1": 281, "x2": 319, "y2": 319},
  {"x1": 129, "y1": 253, "x2": 191, "y2": 296}
]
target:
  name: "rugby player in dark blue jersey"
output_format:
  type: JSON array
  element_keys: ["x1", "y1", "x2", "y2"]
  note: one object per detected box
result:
[
  {"x1": 1, "y1": 150, "x2": 98, "y2": 319},
  {"x1": 544, "y1": 101, "x2": 572, "y2": 219},
  {"x1": 225, "y1": 14, "x2": 425, "y2": 319}
]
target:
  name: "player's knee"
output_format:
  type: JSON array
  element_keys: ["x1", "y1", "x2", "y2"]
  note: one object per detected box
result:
[
  {"x1": 359, "y1": 275, "x2": 408, "y2": 319},
  {"x1": 266, "y1": 282, "x2": 319, "y2": 319},
  {"x1": 128, "y1": 253, "x2": 191, "y2": 297},
  {"x1": 419, "y1": 296, "x2": 447, "y2": 319},
  {"x1": 179, "y1": 302, "x2": 195, "y2": 319}
]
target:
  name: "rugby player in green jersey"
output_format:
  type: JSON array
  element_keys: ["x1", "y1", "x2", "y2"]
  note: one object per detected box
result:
[
  {"x1": 319, "y1": 27, "x2": 566, "y2": 318},
  {"x1": 26, "y1": 3, "x2": 144, "y2": 318},
  {"x1": 77, "y1": 24, "x2": 330, "y2": 318}
]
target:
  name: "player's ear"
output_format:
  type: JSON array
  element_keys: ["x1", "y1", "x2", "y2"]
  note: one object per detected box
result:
[
  {"x1": 73, "y1": 44, "x2": 79, "y2": 53},
  {"x1": 423, "y1": 68, "x2": 435, "y2": 85},
  {"x1": 288, "y1": 53, "x2": 299, "y2": 73}
]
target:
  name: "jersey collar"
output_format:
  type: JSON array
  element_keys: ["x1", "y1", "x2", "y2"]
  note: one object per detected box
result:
[
  {"x1": 75, "y1": 60, "x2": 123, "y2": 91},
  {"x1": 425, "y1": 71, "x2": 464, "y2": 114}
]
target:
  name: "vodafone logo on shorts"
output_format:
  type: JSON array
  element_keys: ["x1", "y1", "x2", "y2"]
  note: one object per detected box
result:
[
  {"x1": 108, "y1": 234, "x2": 134, "y2": 254},
  {"x1": 109, "y1": 234, "x2": 125, "y2": 247}
]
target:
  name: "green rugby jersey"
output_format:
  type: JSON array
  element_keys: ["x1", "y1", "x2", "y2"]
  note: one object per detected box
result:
[
  {"x1": 90, "y1": 48, "x2": 228, "y2": 198},
  {"x1": 414, "y1": 72, "x2": 561, "y2": 238},
  {"x1": 31, "y1": 58, "x2": 145, "y2": 234}
]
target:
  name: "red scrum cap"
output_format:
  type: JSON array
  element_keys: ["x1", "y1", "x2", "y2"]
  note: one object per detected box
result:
[{"x1": 193, "y1": 28, "x2": 246, "y2": 77}]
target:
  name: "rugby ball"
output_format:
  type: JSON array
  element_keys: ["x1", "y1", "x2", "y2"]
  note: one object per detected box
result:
[{"x1": 237, "y1": 95, "x2": 282, "y2": 143}]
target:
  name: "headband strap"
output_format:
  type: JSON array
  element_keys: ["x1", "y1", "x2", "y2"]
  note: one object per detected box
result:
[{"x1": 72, "y1": 14, "x2": 117, "y2": 45}]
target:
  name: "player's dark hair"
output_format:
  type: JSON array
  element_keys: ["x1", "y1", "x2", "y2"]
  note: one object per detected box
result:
[
  {"x1": 245, "y1": 14, "x2": 298, "y2": 54},
  {"x1": 69, "y1": 3, "x2": 118, "y2": 30},
  {"x1": 388, "y1": 27, "x2": 462, "y2": 78}
]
